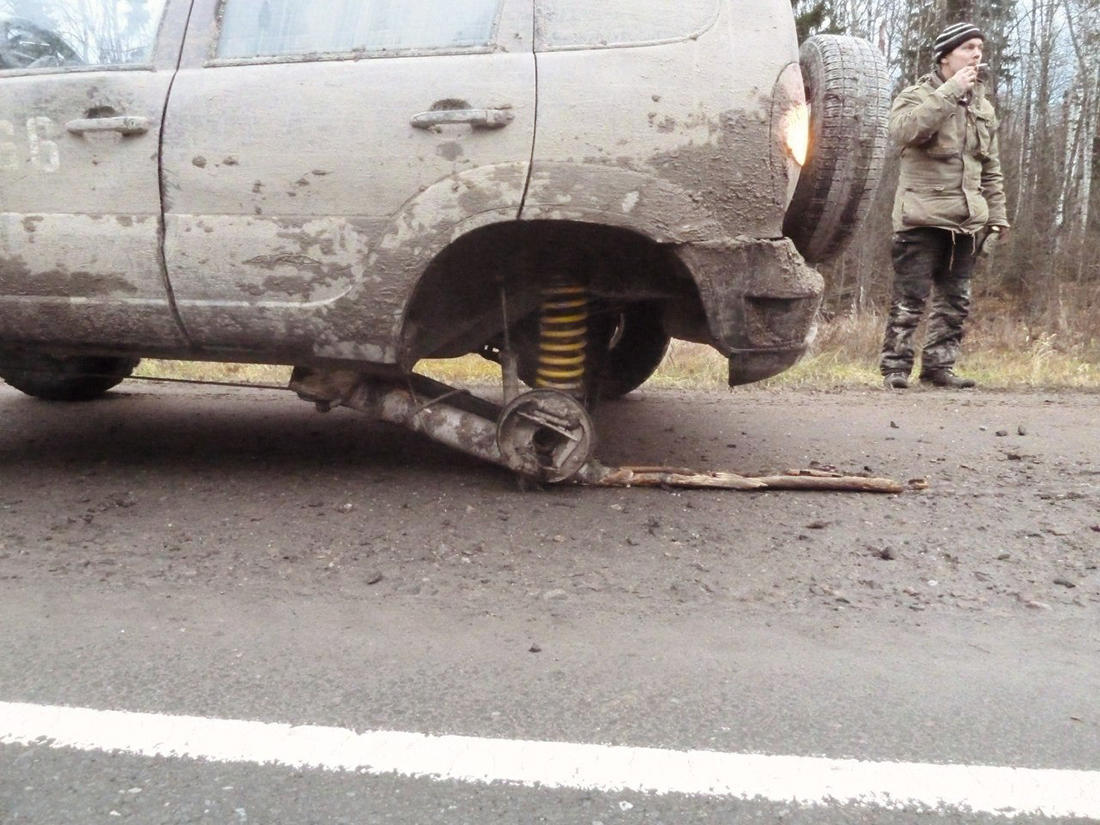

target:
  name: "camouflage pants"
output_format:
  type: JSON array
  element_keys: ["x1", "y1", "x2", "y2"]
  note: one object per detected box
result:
[{"x1": 880, "y1": 227, "x2": 976, "y2": 377}]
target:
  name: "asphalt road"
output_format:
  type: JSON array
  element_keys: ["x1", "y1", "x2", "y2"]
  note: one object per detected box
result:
[{"x1": 1, "y1": 379, "x2": 1098, "y2": 824}]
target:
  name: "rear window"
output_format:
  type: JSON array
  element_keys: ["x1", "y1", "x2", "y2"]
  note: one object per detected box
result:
[
  {"x1": 217, "y1": 0, "x2": 501, "y2": 59},
  {"x1": 534, "y1": 0, "x2": 718, "y2": 51}
]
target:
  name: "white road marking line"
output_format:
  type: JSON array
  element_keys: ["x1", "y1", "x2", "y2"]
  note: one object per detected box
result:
[{"x1": 2, "y1": 701, "x2": 1098, "y2": 818}]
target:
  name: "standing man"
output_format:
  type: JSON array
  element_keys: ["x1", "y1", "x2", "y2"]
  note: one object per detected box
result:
[{"x1": 880, "y1": 22, "x2": 1009, "y2": 389}]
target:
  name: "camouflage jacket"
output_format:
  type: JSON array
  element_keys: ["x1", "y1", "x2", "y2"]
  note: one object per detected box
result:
[{"x1": 889, "y1": 71, "x2": 1009, "y2": 234}]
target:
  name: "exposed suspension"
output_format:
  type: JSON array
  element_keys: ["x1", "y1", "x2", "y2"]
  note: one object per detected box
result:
[{"x1": 535, "y1": 282, "x2": 589, "y2": 399}]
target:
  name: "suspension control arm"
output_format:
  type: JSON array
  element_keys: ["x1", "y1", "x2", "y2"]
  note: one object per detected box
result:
[{"x1": 290, "y1": 367, "x2": 509, "y2": 468}]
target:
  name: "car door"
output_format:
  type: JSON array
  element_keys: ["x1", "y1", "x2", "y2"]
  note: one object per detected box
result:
[
  {"x1": 0, "y1": 1, "x2": 191, "y2": 350},
  {"x1": 161, "y1": 0, "x2": 536, "y2": 365}
]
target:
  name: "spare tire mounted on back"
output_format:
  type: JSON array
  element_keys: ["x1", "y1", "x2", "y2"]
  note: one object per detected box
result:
[{"x1": 783, "y1": 34, "x2": 891, "y2": 264}]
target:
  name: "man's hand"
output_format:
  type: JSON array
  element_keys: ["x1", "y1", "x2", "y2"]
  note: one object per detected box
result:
[
  {"x1": 952, "y1": 64, "x2": 979, "y2": 93},
  {"x1": 978, "y1": 226, "x2": 1008, "y2": 257}
]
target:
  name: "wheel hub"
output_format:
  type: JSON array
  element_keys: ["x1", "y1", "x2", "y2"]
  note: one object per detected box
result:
[{"x1": 496, "y1": 389, "x2": 596, "y2": 482}]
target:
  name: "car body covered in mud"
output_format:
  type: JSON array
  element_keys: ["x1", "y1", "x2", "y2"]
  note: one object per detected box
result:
[{"x1": 0, "y1": 0, "x2": 888, "y2": 429}]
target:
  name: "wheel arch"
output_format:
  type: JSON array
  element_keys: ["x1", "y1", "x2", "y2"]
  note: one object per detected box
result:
[
  {"x1": 381, "y1": 160, "x2": 771, "y2": 368},
  {"x1": 396, "y1": 218, "x2": 706, "y2": 369}
]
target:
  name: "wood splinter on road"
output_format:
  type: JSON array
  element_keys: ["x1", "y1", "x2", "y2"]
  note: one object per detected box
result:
[{"x1": 583, "y1": 465, "x2": 911, "y2": 493}]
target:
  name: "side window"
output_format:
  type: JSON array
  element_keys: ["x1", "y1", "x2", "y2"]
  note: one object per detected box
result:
[
  {"x1": 217, "y1": 0, "x2": 500, "y2": 60},
  {"x1": 0, "y1": 0, "x2": 166, "y2": 71},
  {"x1": 534, "y1": 0, "x2": 718, "y2": 51}
]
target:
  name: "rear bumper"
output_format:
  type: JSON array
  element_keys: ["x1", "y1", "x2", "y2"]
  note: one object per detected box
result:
[
  {"x1": 673, "y1": 237, "x2": 822, "y2": 386},
  {"x1": 726, "y1": 344, "x2": 808, "y2": 385}
]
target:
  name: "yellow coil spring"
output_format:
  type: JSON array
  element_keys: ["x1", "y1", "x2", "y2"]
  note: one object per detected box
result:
[{"x1": 535, "y1": 284, "x2": 588, "y2": 396}]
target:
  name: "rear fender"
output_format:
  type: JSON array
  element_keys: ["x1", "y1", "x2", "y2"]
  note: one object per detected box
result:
[
  {"x1": 520, "y1": 162, "x2": 724, "y2": 244},
  {"x1": 297, "y1": 162, "x2": 530, "y2": 364}
]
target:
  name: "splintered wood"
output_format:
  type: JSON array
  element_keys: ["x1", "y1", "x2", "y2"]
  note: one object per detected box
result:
[{"x1": 585, "y1": 465, "x2": 910, "y2": 493}]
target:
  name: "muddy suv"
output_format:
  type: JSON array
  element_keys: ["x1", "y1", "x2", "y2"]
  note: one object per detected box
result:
[{"x1": 1, "y1": 0, "x2": 888, "y2": 479}]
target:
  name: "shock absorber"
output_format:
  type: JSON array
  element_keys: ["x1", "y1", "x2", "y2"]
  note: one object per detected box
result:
[{"x1": 535, "y1": 281, "x2": 589, "y2": 399}]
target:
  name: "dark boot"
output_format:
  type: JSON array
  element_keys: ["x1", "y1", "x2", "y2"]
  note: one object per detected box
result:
[
  {"x1": 883, "y1": 372, "x2": 909, "y2": 390},
  {"x1": 920, "y1": 369, "x2": 976, "y2": 388}
]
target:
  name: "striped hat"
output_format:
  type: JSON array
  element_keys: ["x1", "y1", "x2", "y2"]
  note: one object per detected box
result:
[{"x1": 933, "y1": 22, "x2": 983, "y2": 62}]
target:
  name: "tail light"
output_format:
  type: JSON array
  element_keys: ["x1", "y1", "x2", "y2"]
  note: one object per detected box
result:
[
  {"x1": 772, "y1": 62, "x2": 809, "y2": 204},
  {"x1": 783, "y1": 101, "x2": 810, "y2": 166}
]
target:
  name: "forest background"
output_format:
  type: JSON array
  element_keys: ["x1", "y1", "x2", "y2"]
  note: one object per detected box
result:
[{"x1": 783, "y1": 0, "x2": 1099, "y2": 386}]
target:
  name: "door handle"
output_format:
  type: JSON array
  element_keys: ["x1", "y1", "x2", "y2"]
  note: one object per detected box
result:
[
  {"x1": 65, "y1": 116, "x2": 151, "y2": 136},
  {"x1": 410, "y1": 108, "x2": 514, "y2": 130}
]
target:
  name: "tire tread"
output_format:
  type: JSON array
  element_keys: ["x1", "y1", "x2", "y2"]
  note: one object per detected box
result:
[{"x1": 784, "y1": 35, "x2": 891, "y2": 263}]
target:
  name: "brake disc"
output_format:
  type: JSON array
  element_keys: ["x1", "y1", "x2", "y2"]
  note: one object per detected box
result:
[{"x1": 496, "y1": 389, "x2": 596, "y2": 483}]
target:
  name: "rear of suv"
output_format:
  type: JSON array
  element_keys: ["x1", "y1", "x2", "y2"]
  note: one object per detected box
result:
[{"x1": 0, "y1": 0, "x2": 888, "y2": 472}]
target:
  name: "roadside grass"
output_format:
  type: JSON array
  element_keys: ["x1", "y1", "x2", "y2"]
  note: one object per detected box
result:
[
  {"x1": 134, "y1": 313, "x2": 1098, "y2": 391},
  {"x1": 135, "y1": 360, "x2": 293, "y2": 386}
]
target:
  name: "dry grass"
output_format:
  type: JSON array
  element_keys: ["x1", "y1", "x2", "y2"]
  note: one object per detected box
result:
[
  {"x1": 135, "y1": 360, "x2": 293, "y2": 386},
  {"x1": 135, "y1": 312, "x2": 1098, "y2": 390}
]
